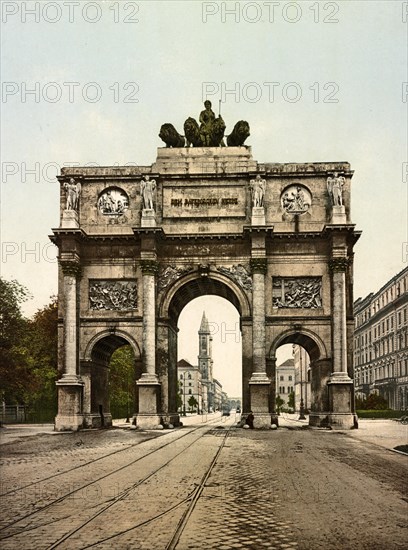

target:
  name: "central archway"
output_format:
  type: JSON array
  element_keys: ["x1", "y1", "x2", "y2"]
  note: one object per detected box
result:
[{"x1": 157, "y1": 273, "x2": 252, "y2": 422}]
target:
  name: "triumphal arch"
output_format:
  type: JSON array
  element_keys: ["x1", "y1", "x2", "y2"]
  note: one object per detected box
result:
[{"x1": 52, "y1": 105, "x2": 360, "y2": 431}]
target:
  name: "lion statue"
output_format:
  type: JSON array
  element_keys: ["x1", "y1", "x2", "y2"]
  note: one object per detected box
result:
[
  {"x1": 208, "y1": 115, "x2": 226, "y2": 147},
  {"x1": 184, "y1": 117, "x2": 203, "y2": 147},
  {"x1": 159, "y1": 123, "x2": 185, "y2": 148},
  {"x1": 226, "y1": 120, "x2": 250, "y2": 147}
]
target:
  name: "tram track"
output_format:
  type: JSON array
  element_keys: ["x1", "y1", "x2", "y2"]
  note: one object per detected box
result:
[
  {"x1": 0, "y1": 417, "x2": 231, "y2": 547},
  {"x1": 0, "y1": 418, "x2": 226, "y2": 541},
  {"x1": 54, "y1": 425, "x2": 233, "y2": 550},
  {"x1": 0, "y1": 414, "x2": 224, "y2": 499}
]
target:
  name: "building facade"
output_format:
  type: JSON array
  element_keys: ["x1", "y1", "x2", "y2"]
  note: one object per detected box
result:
[
  {"x1": 276, "y1": 359, "x2": 295, "y2": 409},
  {"x1": 354, "y1": 267, "x2": 408, "y2": 410},
  {"x1": 177, "y1": 359, "x2": 202, "y2": 414},
  {"x1": 293, "y1": 345, "x2": 311, "y2": 413}
]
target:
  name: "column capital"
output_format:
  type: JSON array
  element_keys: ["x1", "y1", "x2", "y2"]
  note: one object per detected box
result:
[
  {"x1": 250, "y1": 258, "x2": 267, "y2": 274},
  {"x1": 61, "y1": 260, "x2": 82, "y2": 278},
  {"x1": 328, "y1": 257, "x2": 350, "y2": 272},
  {"x1": 140, "y1": 259, "x2": 159, "y2": 275}
]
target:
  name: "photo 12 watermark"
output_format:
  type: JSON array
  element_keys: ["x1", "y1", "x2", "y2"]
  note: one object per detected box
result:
[
  {"x1": 202, "y1": 81, "x2": 340, "y2": 104},
  {"x1": 1, "y1": 1, "x2": 140, "y2": 24},
  {"x1": 1, "y1": 241, "x2": 58, "y2": 264},
  {"x1": 1, "y1": 82, "x2": 140, "y2": 104},
  {"x1": 2, "y1": 161, "x2": 141, "y2": 184},
  {"x1": 202, "y1": 1, "x2": 340, "y2": 24}
]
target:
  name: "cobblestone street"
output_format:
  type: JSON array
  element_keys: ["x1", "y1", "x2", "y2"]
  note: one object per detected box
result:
[{"x1": 0, "y1": 417, "x2": 407, "y2": 549}]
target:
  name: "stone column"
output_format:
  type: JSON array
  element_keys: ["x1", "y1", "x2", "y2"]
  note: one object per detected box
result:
[
  {"x1": 55, "y1": 261, "x2": 84, "y2": 431},
  {"x1": 327, "y1": 257, "x2": 356, "y2": 429},
  {"x1": 135, "y1": 260, "x2": 162, "y2": 429},
  {"x1": 249, "y1": 258, "x2": 271, "y2": 428}
]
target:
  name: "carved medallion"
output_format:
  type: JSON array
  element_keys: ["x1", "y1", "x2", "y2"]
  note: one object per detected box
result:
[
  {"x1": 217, "y1": 264, "x2": 252, "y2": 291},
  {"x1": 281, "y1": 184, "x2": 311, "y2": 214},
  {"x1": 89, "y1": 280, "x2": 137, "y2": 310},
  {"x1": 273, "y1": 277, "x2": 322, "y2": 308},
  {"x1": 98, "y1": 187, "x2": 129, "y2": 215}
]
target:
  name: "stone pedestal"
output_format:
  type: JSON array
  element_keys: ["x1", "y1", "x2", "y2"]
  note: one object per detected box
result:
[
  {"x1": 251, "y1": 207, "x2": 265, "y2": 226},
  {"x1": 328, "y1": 379, "x2": 357, "y2": 429},
  {"x1": 141, "y1": 209, "x2": 156, "y2": 227},
  {"x1": 249, "y1": 374, "x2": 272, "y2": 428},
  {"x1": 331, "y1": 205, "x2": 346, "y2": 223},
  {"x1": 55, "y1": 379, "x2": 84, "y2": 431},
  {"x1": 61, "y1": 209, "x2": 79, "y2": 228},
  {"x1": 152, "y1": 146, "x2": 257, "y2": 175},
  {"x1": 135, "y1": 376, "x2": 162, "y2": 429}
]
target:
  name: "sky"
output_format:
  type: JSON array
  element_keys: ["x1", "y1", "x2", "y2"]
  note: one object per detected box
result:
[{"x1": 1, "y1": 1, "x2": 407, "y2": 396}]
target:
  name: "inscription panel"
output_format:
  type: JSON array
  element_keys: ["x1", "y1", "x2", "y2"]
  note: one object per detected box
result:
[{"x1": 163, "y1": 186, "x2": 246, "y2": 218}]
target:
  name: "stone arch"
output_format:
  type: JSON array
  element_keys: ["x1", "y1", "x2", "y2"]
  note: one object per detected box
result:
[
  {"x1": 82, "y1": 330, "x2": 142, "y2": 428},
  {"x1": 157, "y1": 270, "x2": 252, "y2": 418},
  {"x1": 84, "y1": 329, "x2": 142, "y2": 363},
  {"x1": 269, "y1": 328, "x2": 328, "y2": 363},
  {"x1": 268, "y1": 328, "x2": 331, "y2": 419},
  {"x1": 159, "y1": 270, "x2": 251, "y2": 321}
]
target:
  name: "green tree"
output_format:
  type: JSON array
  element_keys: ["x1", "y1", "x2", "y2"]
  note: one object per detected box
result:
[
  {"x1": 109, "y1": 345, "x2": 134, "y2": 419},
  {"x1": 188, "y1": 395, "x2": 198, "y2": 412},
  {"x1": 0, "y1": 278, "x2": 32, "y2": 402},
  {"x1": 356, "y1": 393, "x2": 389, "y2": 411},
  {"x1": 275, "y1": 394, "x2": 284, "y2": 414},
  {"x1": 23, "y1": 296, "x2": 59, "y2": 420}
]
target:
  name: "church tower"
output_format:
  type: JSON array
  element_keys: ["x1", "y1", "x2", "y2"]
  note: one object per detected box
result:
[{"x1": 198, "y1": 311, "x2": 213, "y2": 380}]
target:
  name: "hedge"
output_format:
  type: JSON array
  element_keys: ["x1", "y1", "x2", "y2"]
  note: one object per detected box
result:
[{"x1": 356, "y1": 410, "x2": 406, "y2": 419}]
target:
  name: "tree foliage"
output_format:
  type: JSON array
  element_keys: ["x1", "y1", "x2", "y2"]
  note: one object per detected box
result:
[
  {"x1": 275, "y1": 394, "x2": 284, "y2": 413},
  {"x1": 109, "y1": 345, "x2": 135, "y2": 418},
  {"x1": 355, "y1": 393, "x2": 389, "y2": 410},
  {"x1": 288, "y1": 391, "x2": 295, "y2": 410},
  {"x1": 0, "y1": 278, "x2": 58, "y2": 418}
]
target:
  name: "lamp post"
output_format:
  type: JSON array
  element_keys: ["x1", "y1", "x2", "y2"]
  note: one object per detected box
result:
[{"x1": 299, "y1": 348, "x2": 306, "y2": 420}]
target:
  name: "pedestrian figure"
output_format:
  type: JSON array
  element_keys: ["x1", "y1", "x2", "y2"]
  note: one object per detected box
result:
[{"x1": 246, "y1": 411, "x2": 254, "y2": 429}]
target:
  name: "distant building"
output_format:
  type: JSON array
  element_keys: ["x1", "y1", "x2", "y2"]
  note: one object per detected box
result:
[
  {"x1": 293, "y1": 345, "x2": 311, "y2": 413},
  {"x1": 353, "y1": 267, "x2": 408, "y2": 410},
  {"x1": 276, "y1": 359, "x2": 295, "y2": 409},
  {"x1": 178, "y1": 311, "x2": 228, "y2": 413},
  {"x1": 177, "y1": 359, "x2": 202, "y2": 414}
]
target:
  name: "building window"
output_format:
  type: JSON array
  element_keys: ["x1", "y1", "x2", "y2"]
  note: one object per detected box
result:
[
  {"x1": 281, "y1": 387, "x2": 285, "y2": 393},
  {"x1": 280, "y1": 375, "x2": 284, "y2": 381},
  {"x1": 288, "y1": 375, "x2": 293, "y2": 381}
]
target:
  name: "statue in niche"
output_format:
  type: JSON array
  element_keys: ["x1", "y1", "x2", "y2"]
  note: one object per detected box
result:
[
  {"x1": 141, "y1": 175, "x2": 156, "y2": 210},
  {"x1": 64, "y1": 177, "x2": 81, "y2": 211},
  {"x1": 250, "y1": 175, "x2": 266, "y2": 208},
  {"x1": 327, "y1": 172, "x2": 345, "y2": 206}
]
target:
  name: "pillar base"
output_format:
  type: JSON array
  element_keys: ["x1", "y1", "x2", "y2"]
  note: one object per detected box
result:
[
  {"x1": 134, "y1": 414, "x2": 163, "y2": 430},
  {"x1": 331, "y1": 205, "x2": 346, "y2": 223},
  {"x1": 249, "y1": 374, "x2": 271, "y2": 429},
  {"x1": 161, "y1": 414, "x2": 181, "y2": 428},
  {"x1": 136, "y1": 377, "x2": 161, "y2": 429},
  {"x1": 309, "y1": 412, "x2": 357, "y2": 430},
  {"x1": 54, "y1": 377, "x2": 84, "y2": 432}
]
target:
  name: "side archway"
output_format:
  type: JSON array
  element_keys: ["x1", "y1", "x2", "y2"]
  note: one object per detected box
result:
[
  {"x1": 81, "y1": 330, "x2": 142, "y2": 428},
  {"x1": 268, "y1": 329, "x2": 331, "y2": 419}
]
